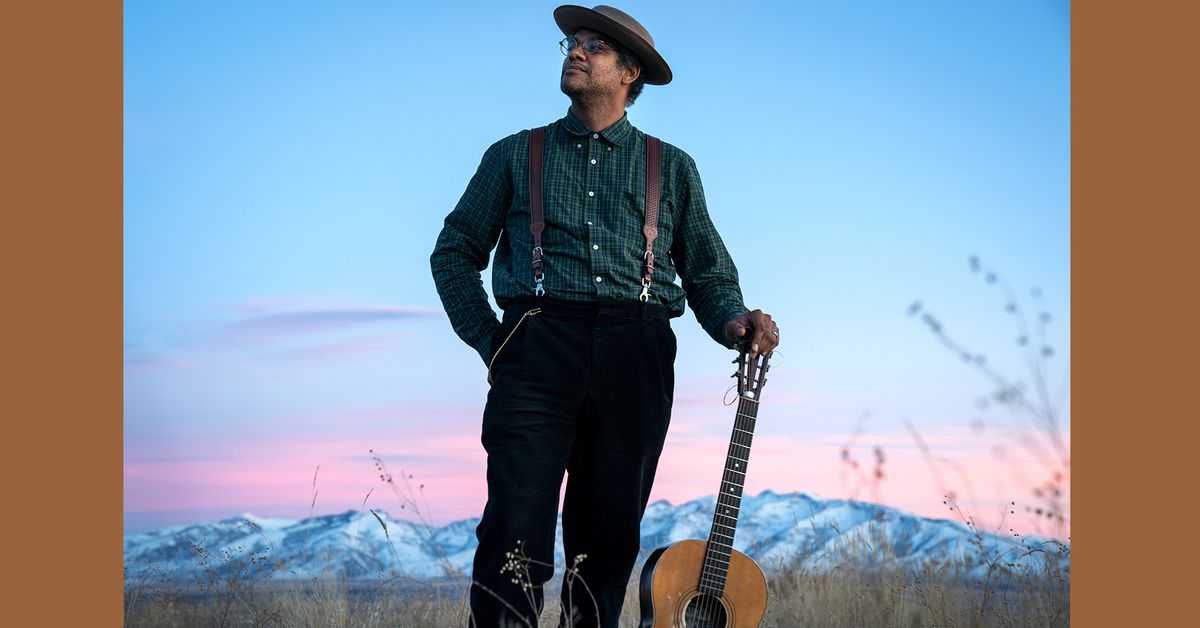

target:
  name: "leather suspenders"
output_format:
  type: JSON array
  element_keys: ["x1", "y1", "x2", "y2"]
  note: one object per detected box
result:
[
  {"x1": 529, "y1": 128, "x2": 547, "y2": 296},
  {"x1": 640, "y1": 135, "x2": 661, "y2": 301},
  {"x1": 527, "y1": 126, "x2": 661, "y2": 301}
]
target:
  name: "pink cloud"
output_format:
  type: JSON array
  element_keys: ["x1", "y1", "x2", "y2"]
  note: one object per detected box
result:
[{"x1": 126, "y1": 396, "x2": 1068, "y2": 540}]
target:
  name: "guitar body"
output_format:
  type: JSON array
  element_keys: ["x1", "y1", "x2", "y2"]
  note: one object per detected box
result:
[{"x1": 639, "y1": 539, "x2": 768, "y2": 627}]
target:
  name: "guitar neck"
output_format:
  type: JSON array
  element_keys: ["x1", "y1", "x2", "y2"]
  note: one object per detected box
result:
[{"x1": 698, "y1": 394, "x2": 759, "y2": 596}]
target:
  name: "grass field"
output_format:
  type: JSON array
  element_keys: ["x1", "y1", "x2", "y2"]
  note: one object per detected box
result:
[{"x1": 124, "y1": 514, "x2": 1069, "y2": 627}]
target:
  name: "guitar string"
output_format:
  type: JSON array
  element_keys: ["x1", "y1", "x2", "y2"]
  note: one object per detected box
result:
[
  {"x1": 699, "y1": 351, "x2": 766, "y2": 626},
  {"x1": 698, "y1": 394, "x2": 757, "y2": 625}
]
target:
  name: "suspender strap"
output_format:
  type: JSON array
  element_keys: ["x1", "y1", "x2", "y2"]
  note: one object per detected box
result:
[
  {"x1": 529, "y1": 127, "x2": 546, "y2": 296},
  {"x1": 640, "y1": 135, "x2": 661, "y2": 302}
]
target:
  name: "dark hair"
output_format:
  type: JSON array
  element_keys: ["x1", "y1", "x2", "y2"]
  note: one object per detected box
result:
[{"x1": 614, "y1": 44, "x2": 647, "y2": 107}]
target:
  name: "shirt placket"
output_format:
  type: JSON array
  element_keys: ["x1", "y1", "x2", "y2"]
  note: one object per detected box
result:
[{"x1": 584, "y1": 131, "x2": 605, "y2": 295}]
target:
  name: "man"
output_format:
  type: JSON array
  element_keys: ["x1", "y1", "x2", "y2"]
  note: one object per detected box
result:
[{"x1": 430, "y1": 5, "x2": 780, "y2": 627}]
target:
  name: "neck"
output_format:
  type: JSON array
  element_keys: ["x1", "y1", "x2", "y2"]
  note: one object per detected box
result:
[{"x1": 569, "y1": 100, "x2": 625, "y2": 133}]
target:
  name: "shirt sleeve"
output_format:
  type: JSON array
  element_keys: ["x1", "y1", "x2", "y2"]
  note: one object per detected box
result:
[
  {"x1": 670, "y1": 153, "x2": 750, "y2": 349},
  {"x1": 430, "y1": 137, "x2": 514, "y2": 364}
]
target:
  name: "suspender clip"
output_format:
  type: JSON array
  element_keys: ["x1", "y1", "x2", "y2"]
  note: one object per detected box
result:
[{"x1": 639, "y1": 278, "x2": 651, "y2": 302}]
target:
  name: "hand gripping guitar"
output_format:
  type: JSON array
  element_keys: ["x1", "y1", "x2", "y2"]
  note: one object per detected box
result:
[{"x1": 638, "y1": 342, "x2": 772, "y2": 627}]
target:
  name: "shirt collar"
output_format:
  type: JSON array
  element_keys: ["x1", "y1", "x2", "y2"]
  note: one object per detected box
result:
[{"x1": 559, "y1": 106, "x2": 634, "y2": 147}]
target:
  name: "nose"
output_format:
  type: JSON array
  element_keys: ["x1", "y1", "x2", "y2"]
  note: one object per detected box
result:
[{"x1": 568, "y1": 42, "x2": 587, "y2": 62}]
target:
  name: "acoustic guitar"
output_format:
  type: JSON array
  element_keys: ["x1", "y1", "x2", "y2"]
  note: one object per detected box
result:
[{"x1": 638, "y1": 343, "x2": 771, "y2": 627}]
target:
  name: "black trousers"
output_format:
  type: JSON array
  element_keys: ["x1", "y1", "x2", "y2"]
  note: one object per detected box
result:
[{"x1": 468, "y1": 296, "x2": 677, "y2": 628}]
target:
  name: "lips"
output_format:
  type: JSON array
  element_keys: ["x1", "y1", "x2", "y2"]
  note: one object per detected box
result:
[{"x1": 564, "y1": 64, "x2": 587, "y2": 74}]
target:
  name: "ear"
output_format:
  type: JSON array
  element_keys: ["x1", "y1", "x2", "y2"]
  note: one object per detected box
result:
[{"x1": 622, "y1": 63, "x2": 641, "y2": 86}]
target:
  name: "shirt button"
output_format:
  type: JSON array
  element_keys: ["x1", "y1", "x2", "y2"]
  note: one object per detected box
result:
[
  {"x1": 592, "y1": 133, "x2": 599, "y2": 139},
  {"x1": 586, "y1": 221, "x2": 593, "y2": 225},
  {"x1": 590, "y1": 158, "x2": 597, "y2": 165},
  {"x1": 594, "y1": 276, "x2": 603, "y2": 283},
  {"x1": 592, "y1": 244, "x2": 599, "y2": 250},
  {"x1": 576, "y1": 143, "x2": 581, "y2": 148},
  {"x1": 607, "y1": 147, "x2": 612, "y2": 151},
  {"x1": 587, "y1": 191, "x2": 595, "y2": 197}
]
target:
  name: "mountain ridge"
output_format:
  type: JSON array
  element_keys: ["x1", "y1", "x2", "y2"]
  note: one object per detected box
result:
[{"x1": 124, "y1": 490, "x2": 1069, "y2": 584}]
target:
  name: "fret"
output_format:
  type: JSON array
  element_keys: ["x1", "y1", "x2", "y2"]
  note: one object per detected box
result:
[
  {"x1": 700, "y1": 569, "x2": 728, "y2": 582},
  {"x1": 706, "y1": 548, "x2": 732, "y2": 560},
  {"x1": 702, "y1": 558, "x2": 730, "y2": 571},
  {"x1": 710, "y1": 506, "x2": 739, "y2": 521},
  {"x1": 705, "y1": 542, "x2": 732, "y2": 555},
  {"x1": 700, "y1": 568, "x2": 729, "y2": 580},
  {"x1": 696, "y1": 374, "x2": 767, "y2": 601},
  {"x1": 700, "y1": 570, "x2": 727, "y2": 583}
]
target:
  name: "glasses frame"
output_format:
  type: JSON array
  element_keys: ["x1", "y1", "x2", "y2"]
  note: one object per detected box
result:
[{"x1": 559, "y1": 35, "x2": 615, "y2": 56}]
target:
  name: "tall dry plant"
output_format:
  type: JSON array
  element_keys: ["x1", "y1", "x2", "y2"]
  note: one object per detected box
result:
[{"x1": 907, "y1": 254, "x2": 1070, "y2": 539}]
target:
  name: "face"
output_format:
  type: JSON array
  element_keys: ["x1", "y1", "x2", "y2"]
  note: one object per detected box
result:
[{"x1": 559, "y1": 27, "x2": 637, "y2": 101}]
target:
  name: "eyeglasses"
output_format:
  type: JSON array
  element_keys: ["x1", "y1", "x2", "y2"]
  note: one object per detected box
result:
[{"x1": 559, "y1": 35, "x2": 614, "y2": 56}]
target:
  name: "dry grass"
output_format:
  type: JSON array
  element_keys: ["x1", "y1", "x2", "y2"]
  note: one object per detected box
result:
[{"x1": 124, "y1": 511, "x2": 1069, "y2": 627}]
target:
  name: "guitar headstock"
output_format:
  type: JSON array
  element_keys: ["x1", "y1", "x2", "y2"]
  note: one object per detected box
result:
[{"x1": 732, "y1": 342, "x2": 771, "y2": 400}]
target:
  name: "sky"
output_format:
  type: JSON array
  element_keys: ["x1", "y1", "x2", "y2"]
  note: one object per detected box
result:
[{"x1": 124, "y1": 0, "x2": 1071, "y2": 540}]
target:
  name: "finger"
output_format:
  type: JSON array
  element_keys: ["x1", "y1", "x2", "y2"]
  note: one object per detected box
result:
[
  {"x1": 726, "y1": 319, "x2": 745, "y2": 343},
  {"x1": 751, "y1": 323, "x2": 769, "y2": 358}
]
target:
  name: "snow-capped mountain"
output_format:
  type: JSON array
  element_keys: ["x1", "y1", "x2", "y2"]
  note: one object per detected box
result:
[{"x1": 123, "y1": 491, "x2": 1068, "y2": 584}]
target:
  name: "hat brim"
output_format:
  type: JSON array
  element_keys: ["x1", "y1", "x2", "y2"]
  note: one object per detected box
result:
[{"x1": 553, "y1": 5, "x2": 672, "y2": 85}]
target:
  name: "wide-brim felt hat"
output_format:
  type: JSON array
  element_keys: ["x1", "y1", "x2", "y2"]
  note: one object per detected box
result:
[{"x1": 553, "y1": 4, "x2": 672, "y2": 85}]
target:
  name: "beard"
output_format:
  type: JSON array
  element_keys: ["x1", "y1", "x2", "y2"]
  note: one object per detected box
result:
[{"x1": 560, "y1": 68, "x2": 619, "y2": 106}]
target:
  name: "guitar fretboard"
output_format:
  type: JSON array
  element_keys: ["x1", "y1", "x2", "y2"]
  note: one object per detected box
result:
[{"x1": 697, "y1": 394, "x2": 758, "y2": 596}]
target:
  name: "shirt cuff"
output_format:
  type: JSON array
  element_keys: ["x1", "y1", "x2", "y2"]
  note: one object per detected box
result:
[{"x1": 472, "y1": 327, "x2": 497, "y2": 366}]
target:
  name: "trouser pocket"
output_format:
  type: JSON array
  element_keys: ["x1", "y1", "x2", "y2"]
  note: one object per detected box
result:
[{"x1": 486, "y1": 307, "x2": 542, "y2": 385}]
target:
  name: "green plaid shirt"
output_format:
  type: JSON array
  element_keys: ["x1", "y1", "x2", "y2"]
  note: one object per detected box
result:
[{"x1": 431, "y1": 107, "x2": 749, "y2": 364}]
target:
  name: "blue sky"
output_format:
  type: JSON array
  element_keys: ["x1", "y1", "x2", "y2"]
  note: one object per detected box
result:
[{"x1": 124, "y1": 0, "x2": 1070, "y2": 537}]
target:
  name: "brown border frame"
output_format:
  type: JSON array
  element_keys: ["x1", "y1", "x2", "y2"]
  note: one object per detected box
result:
[
  {"x1": 5, "y1": 1, "x2": 122, "y2": 623},
  {"x1": 8, "y1": 0, "x2": 1195, "y2": 623}
]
